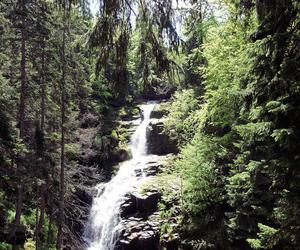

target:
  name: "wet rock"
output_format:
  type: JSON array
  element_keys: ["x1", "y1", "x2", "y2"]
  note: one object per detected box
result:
[
  {"x1": 116, "y1": 217, "x2": 160, "y2": 250},
  {"x1": 134, "y1": 169, "x2": 143, "y2": 177},
  {"x1": 94, "y1": 183, "x2": 105, "y2": 197},
  {"x1": 150, "y1": 102, "x2": 169, "y2": 119},
  {"x1": 120, "y1": 196, "x2": 136, "y2": 217},
  {"x1": 116, "y1": 153, "x2": 181, "y2": 250},
  {"x1": 138, "y1": 230, "x2": 160, "y2": 249},
  {"x1": 141, "y1": 82, "x2": 175, "y2": 101},
  {"x1": 118, "y1": 148, "x2": 131, "y2": 162},
  {"x1": 150, "y1": 109, "x2": 168, "y2": 119},
  {"x1": 134, "y1": 191, "x2": 161, "y2": 213},
  {"x1": 120, "y1": 190, "x2": 161, "y2": 217},
  {"x1": 147, "y1": 120, "x2": 178, "y2": 155},
  {"x1": 134, "y1": 163, "x2": 161, "y2": 177},
  {"x1": 143, "y1": 162, "x2": 161, "y2": 177},
  {"x1": 133, "y1": 154, "x2": 174, "y2": 178}
]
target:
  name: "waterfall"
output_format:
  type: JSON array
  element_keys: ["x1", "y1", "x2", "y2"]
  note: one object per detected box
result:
[{"x1": 84, "y1": 102, "x2": 156, "y2": 250}]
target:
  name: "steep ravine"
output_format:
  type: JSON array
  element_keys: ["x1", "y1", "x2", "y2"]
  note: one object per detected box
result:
[
  {"x1": 116, "y1": 153, "x2": 179, "y2": 250},
  {"x1": 83, "y1": 101, "x2": 179, "y2": 250}
]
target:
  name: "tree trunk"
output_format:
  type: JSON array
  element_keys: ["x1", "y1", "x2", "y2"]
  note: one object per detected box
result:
[
  {"x1": 35, "y1": 183, "x2": 46, "y2": 249},
  {"x1": 35, "y1": 36, "x2": 46, "y2": 250},
  {"x1": 41, "y1": 37, "x2": 46, "y2": 132},
  {"x1": 14, "y1": 0, "x2": 27, "y2": 228},
  {"x1": 47, "y1": 183, "x2": 54, "y2": 246},
  {"x1": 56, "y1": 4, "x2": 67, "y2": 249}
]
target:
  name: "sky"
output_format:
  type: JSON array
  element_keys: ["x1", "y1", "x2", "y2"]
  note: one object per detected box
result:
[
  {"x1": 88, "y1": 0, "x2": 191, "y2": 17},
  {"x1": 88, "y1": 0, "x2": 98, "y2": 16},
  {"x1": 87, "y1": 0, "x2": 225, "y2": 38}
]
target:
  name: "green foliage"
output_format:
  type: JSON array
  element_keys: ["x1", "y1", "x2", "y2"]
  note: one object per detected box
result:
[
  {"x1": 175, "y1": 134, "x2": 224, "y2": 215},
  {"x1": 182, "y1": 239, "x2": 215, "y2": 250},
  {"x1": 0, "y1": 242, "x2": 11, "y2": 250},
  {"x1": 163, "y1": 1, "x2": 300, "y2": 248},
  {"x1": 0, "y1": 1, "x2": 100, "y2": 248},
  {"x1": 235, "y1": 122, "x2": 273, "y2": 141},
  {"x1": 0, "y1": 0, "x2": 299, "y2": 249},
  {"x1": 24, "y1": 239, "x2": 36, "y2": 250},
  {"x1": 247, "y1": 223, "x2": 279, "y2": 249},
  {"x1": 164, "y1": 89, "x2": 200, "y2": 144},
  {"x1": 65, "y1": 143, "x2": 81, "y2": 160},
  {"x1": 166, "y1": 13, "x2": 255, "y2": 221},
  {"x1": 90, "y1": 77, "x2": 112, "y2": 112},
  {"x1": 127, "y1": 4, "x2": 182, "y2": 98}
]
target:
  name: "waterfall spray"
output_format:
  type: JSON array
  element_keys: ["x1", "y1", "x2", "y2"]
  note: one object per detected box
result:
[{"x1": 84, "y1": 102, "x2": 156, "y2": 250}]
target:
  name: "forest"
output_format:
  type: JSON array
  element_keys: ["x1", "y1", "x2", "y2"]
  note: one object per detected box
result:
[{"x1": 0, "y1": 0, "x2": 299, "y2": 249}]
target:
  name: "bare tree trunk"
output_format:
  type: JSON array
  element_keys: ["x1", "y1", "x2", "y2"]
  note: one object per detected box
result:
[
  {"x1": 40, "y1": 38, "x2": 46, "y2": 132},
  {"x1": 14, "y1": 0, "x2": 27, "y2": 228},
  {"x1": 47, "y1": 182, "x2": 54, "y2": 246},
  {"x1": 57, "y1": 4, "x2": 67, "y2": 249},
  {"x1": 35, "y1": 184, "x2": 40, "y2": 242},
  {"x1": 35, "y1": 36, "x2": 46, "y2": 250},
  {"x1": 35, "y1": 183, "x2": 46, "y2": 249}
]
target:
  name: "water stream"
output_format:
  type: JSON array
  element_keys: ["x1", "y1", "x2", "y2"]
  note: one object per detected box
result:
[{"x1": 84, "y1": 102, "x2": 156, "y2": 250}]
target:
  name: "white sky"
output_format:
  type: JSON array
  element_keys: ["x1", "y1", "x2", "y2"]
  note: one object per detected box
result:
[
  {"x1": 88, "y1": 0, "x2": 190, "y2": 17},
  {"x1": 88, "y1": 0, "x2": 98, "y2": 16},
  {"x1": 87, "y1": 0, "x2": 225, "y2": 38}
]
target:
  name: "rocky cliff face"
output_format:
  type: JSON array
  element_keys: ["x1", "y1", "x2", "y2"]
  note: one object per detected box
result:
[
  {"x1": 115, "y1": 154, "x2": 180, "y2": 250},
  {"x1": 77, "y1": 102, "x2": 180, "y2": 250},
  {"x1": 116, "y1": 100, "x2": 179, "y2": 250},
  {"x1": 114, "y1": 102, "x2": 180, "y2": 250},
  {"x1": 146, "y1": 103, "x2": 178, "y2": 156},
  {"x1": 67, "y1": 105, "x2": 141, "y2": 247},
  {"x1": 146, "y1": 120, "x2": 178, "y2": 155}
]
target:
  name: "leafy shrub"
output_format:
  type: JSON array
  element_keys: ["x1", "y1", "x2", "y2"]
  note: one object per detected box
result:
[
  {"x1": 164, "y1": 89, "x2": 200, "y2": 144},
  {"x1": 65, "y1": 143, "x2": 81, "y2": 160},
  {"x1": 175, "y1": 134, "x2": 223, "y2": 215},
  {"x1": 0, "y1": 242, "x2": 11, "y2": 250},
  {"x1": 247, "y1": 223, "x2": 279, "y2": 249}
]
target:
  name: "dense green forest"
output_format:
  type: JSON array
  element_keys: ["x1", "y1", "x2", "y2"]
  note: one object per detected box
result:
[{"x1": 0, "y1": 0, "x2": 299, "y2": 249}]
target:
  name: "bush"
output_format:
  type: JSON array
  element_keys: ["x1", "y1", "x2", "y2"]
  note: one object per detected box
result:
[
  {"x1": 175, "y1": 134, "x2": 223, "y2": 215},
  {"x1": 164, "y1": 89, "x2": 200, "y2": 144}
]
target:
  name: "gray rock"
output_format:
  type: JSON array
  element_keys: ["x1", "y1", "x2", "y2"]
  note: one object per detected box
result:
[
  {"x1": 147, "y1": 120, "x2": 178, "y2": 155},
  {"x1": 134, "y1": 191, "x2": 161, "y2": 214},
  {"x1": 150, "y1": 109, "x2": 168, "y2": 119}
]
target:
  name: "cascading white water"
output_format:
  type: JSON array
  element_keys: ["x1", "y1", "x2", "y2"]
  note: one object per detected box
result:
[{"x1": 84, "y1": 102, "x2": 156, "y2": 250}]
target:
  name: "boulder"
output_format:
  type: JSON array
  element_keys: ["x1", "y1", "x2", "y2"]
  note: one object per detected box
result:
[
  {"x1": 116, "y1": 218, "x2": 160, "y2": 250},
  {"x1": 150, "y1": 103, "x2": 169, "y2": 119},
  {"x1": 147, "y1": 120, "x2": 178, "y2": 155},
  {"x1": 150, "y1": 109, "x2": 166, "y2": 119},
  {"x1": 116, "y1": 153, "x2": 181, "y2": 250},
  {"x1": 117, "y1": 148, "x2": 131, "y2": 162},
  {"x1": 142, "y1": 163, "x2": 160, "y2": 177},
  {"x1": 120, "y1": 190, "x2": 161, "y2": 217},
  {"x1": 141, "y1": 82, "x2": 176, "y2": 101},
  {"x1": 135, "y1": 191, "x2": 161, "y2": 214},
  {"x1": 120, "y1": 196, "x2": 137, "y2": 217},
  {"x1": 134, "y1": 158, "x2": 163, "y2": 177}
]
